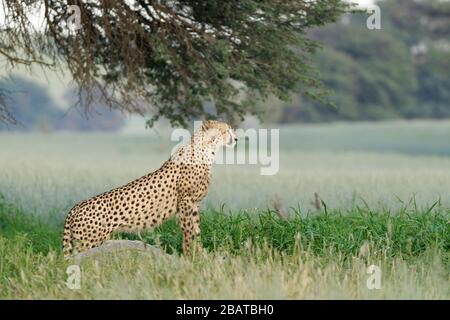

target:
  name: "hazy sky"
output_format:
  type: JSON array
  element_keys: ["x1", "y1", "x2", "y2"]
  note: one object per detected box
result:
[{"x1": 357, "y1": 0, "x2": 376, "y2": 7}]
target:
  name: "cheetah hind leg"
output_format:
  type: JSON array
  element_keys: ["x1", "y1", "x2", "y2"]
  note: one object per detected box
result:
[{"x1": 74, "y1": 234, "x2": 111, "y2": 255}]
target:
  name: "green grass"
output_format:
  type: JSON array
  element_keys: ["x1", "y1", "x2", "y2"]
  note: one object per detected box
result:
[
  {"x1": 1, "y1": 197, "x2": 448, "y2": 299},
  {"x1": 0, "y1": 121, "x2": 449, "y2": 299},
  {"x1": 0, "y1": 195, "x2": 61, "y2": 255}
]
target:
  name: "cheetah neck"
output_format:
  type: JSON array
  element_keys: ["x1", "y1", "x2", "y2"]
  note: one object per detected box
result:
[{"x1": 170, "y1": 131, "x2": 219, "y2": 167}]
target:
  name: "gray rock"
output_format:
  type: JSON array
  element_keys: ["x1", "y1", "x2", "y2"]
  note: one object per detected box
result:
[{"x1": 70, "y1": 240, "x2": 167, "y2": 262}]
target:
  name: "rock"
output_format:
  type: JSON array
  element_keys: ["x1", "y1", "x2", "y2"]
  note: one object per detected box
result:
[{"x1": 71, "y1": 240, "x2": 165, "y2": 262}]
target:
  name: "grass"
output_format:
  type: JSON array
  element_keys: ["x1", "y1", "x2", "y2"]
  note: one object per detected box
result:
[
  {"x1": 0, "y1": 121, "x2": 449, "y2": 299},
  {"x1": 1, "y1": 120, "x2": 450, "y2": 214},
  {"x1": 0, "y1": 197, "x2": 448, "y2": 299}
]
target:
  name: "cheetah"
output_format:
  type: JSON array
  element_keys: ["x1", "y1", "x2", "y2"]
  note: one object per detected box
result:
[{"x1": 62, "y1": 120, "x2": 237, "y2": 258}]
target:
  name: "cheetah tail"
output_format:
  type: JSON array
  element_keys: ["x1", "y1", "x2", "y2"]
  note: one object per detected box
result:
[{"x1": 62, "y1": 216, "x2": 73, "y2": 259}]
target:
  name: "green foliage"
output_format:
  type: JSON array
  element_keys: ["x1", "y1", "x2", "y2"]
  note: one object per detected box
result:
[
  {"x1": 1, "y1": 0, "x2": 350, "y2": 127},
  {"x1": 2, "y1": 196, "x2": 447, "y2": 261},
  {"x1": 0, "y1": 195, "x2": 61, "y2": 255},
  {"x1": 133, "y1": 207, "x2": 450, "y2": 260},
  {"x1": 139, "y1": 0, "x2": 350, "y2": 126},
  {"x1": 415, "y1": 47, "x2": 450, "y2": 118},
  {"x1": 0, "y1": 197, "x2": 448, "y2": 299},
  {"x1": 279, "y1": 0, "x2": 450, "y2": 123}
]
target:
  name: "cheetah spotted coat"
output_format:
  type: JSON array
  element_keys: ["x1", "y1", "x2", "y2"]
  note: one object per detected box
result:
[{"x1": 63, "y1": 120, "x2": 236, "y2": 257}]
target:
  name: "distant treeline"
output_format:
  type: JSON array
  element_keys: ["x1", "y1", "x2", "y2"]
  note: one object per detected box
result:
[
  {"x1": 0, "y1": 76, "x2": 124, "y2": 132},
  {"x1": 276, "y1": 0, "x2": 450, "y2": 123}
]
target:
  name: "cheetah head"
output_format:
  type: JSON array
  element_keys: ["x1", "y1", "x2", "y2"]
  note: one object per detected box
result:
[{"x1": 201, "y1": 120, "x2": 238, "y2": 148}]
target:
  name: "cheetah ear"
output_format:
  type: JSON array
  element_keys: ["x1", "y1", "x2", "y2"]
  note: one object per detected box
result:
[
  {"x1": 202, "y1": 120, "x2": 219, "y2": 131},
  {"x1": 201, "y1": 120, "x2": 213, "y2": 131}
]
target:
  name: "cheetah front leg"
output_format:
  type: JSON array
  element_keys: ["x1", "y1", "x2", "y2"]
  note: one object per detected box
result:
[
  {"x1": 190, "y1": 205, "x2": 204, "y2": 254},
  {"x1": 178, "y1": 198, "x2": 203, "y2": 255}
]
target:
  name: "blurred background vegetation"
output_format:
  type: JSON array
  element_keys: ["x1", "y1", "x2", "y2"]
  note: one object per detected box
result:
[
  {"x1": 264, "y1": 0, "x2": 450, "y2": 123},
  {"x1": 0, "y1": 0, "x2": 449, "y2": 131}
]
